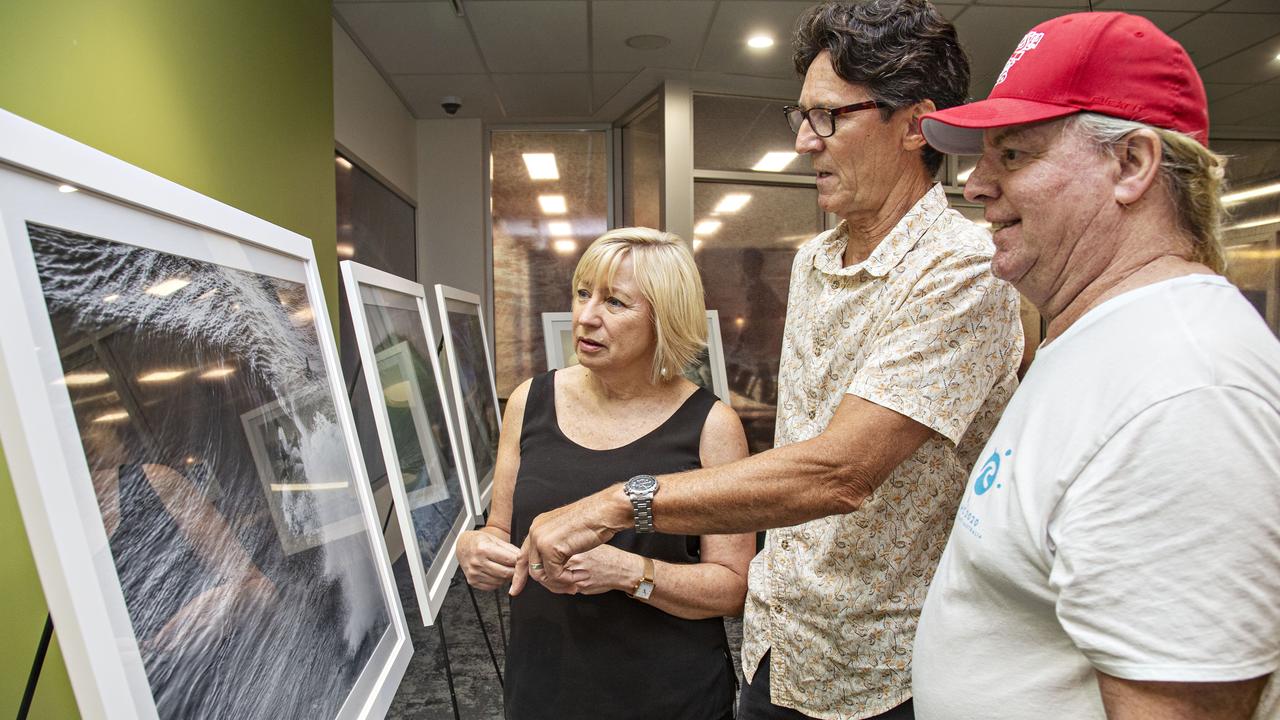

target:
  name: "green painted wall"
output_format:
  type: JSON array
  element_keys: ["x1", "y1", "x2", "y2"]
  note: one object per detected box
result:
[{"x1": 0, "y1": 1, "x2": 336, "y2": 716}]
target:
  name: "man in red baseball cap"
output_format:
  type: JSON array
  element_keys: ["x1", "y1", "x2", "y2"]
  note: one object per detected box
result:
[{"x1": 911, "y1": 11, "x2": 1280, "y2": 720}]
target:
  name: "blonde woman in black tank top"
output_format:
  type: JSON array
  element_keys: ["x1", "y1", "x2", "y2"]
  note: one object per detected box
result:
[{"x1": 457, "y1": 228, "x2": 753, "y2": 720}]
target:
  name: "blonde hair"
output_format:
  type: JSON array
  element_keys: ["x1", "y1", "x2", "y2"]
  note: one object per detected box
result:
[
  {"x1": 1068, "y1": 113, "x2": 1228, "y2": 274},
  {"x1": 571, "y1": 227, "x2": 707, "y2": 384}
]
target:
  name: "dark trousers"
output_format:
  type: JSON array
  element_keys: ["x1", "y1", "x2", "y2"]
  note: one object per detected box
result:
[{"x1": 737, "y1": 650, "x2": 914, "y2": 720}]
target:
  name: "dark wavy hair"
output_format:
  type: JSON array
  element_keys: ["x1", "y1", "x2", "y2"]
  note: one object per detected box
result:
[{"x1": 793, "y1": 0, "x2": 970, "y2": 174}]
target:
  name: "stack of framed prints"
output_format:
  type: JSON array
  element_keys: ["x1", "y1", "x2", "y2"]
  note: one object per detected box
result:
[
  {"x1": 0, "y1": 110, "x2": 411, "y2": 718},
  {"x1": 541, "y1": 309, "x2": 732, "y2": 404},
  {"x1": 340, "y1": 261, "x2": 475, "y2": 625},
  {"x1": 435, "y1": 285, "x2": 502, "y2": 518}
]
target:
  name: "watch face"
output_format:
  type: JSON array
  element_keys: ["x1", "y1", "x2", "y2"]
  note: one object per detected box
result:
[
  {"x1": 627, "y1": 475, "x2": 658, "y2": 494},
  {"x1": 634, "y1": 581, "x2": 653, "y2": 600}
]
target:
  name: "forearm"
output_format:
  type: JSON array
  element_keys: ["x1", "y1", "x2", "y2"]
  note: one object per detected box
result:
[
  {"x1": 629, "y1": 436, "x2": 874, "y2": 536},
  {"x1": 643, "y1": 559, "x2": 747, "y2": 620},
  {"x1": 1098, "y1": 671, "x2": 1270, "y2": 719}
]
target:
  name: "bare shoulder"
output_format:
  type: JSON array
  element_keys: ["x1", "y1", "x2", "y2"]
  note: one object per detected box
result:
[
  {"x1": 503, "y1": 377, "x2": 536, "y2": 426},
  {"x1": 699, "y1": 400, "x2": 748, "y2": 467}
]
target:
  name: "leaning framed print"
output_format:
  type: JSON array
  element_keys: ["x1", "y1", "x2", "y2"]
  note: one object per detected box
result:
[
  {"x1": 340, "y1": 261, "x2": 475, "y2": 625},
  {"x1": 0, "y1": 110, "x2": 411, "y2": 719},
  {"x1": 434, "y1": 284, "x2": 502, "y2": 518},
  {"x1": 541, "y1": 309, "x2": 732, "y2": 404}
]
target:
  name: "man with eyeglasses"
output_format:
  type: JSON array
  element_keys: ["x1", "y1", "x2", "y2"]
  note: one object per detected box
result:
[{"x1": 511, "y1": 2, "x2": 1022, "y2": 718}]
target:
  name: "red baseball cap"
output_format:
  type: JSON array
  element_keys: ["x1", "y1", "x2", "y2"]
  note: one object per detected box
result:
[{"x1": 922, "y1": 12, "x2": 1208, "y2": 155}]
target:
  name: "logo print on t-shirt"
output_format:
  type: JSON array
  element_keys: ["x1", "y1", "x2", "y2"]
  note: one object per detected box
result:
[{"x1": 973, "y1": 449, "x2": 1013, "y2": 495}]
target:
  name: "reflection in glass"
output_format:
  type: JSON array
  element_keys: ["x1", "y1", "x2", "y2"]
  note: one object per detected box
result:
[
  {"x1": 447, "y1": 307, "x2": 501, "y2": 490},
  {"x1": 1217, "y1": 138, "x2": 1280, "y2": 339},
  {"x1": 30, "y1": 222, "x2": 390, "y2": 718},
  {"x1": 491, "y1": 130, "x2": 609, "y2": 395},
  {"x1": 622, "y1": 98, "x2": 663, "y2": 229},
  {"x1": 693, "y1": 94, "x2": 810, "y2": 175},
  {"x1": 336, "y1": 153, "x2": 417, "y2": 495},
  {"x1": 360, "y1": 291, "x2": 468, "y2": 575},
  {"x1": 693, "y1": 182, "x2": 824, "y2": 452}
]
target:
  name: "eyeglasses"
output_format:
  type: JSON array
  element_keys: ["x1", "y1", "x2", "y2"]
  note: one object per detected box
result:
[{"x1": 783, "y1": 100, "x2": 883, "y2": 138}]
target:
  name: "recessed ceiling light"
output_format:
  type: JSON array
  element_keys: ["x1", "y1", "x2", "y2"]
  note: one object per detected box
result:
[
  {"x1": 58, "y1": 184, "x2": 78, "y2": 193},
  {"x1": 694, "y1": 219, "x2": 722, "y2": 236},
  {"x1": 200, "y1": 367, "x2": 236, "y2": 379},
  {"x1": 93, "y1": 410, "x2": 130, "y2": 423},
  {"x1": 552, "y1": 239, "x2": 578, "y2": 254},
  {"x1": 522, "y1": 153, "x2": 559, "y2": 180},
  {"x1": 336, "y1": 156, "x2": 352, "y2": 170},
  {"x1": 548, "y1": 221, "x2": 573, "y2": 236},
  {"x1": 714, "y1": 194, "x2": 752, "y2": 214},
  {"x1": 336, "y1": 242, "x2": 355, "y2": 258},
  {"x1": 747, "y1": 35, "x2": 775, "y2": 49},
  {"x1": 1225, "y1": 215, "x2": 1280, "y2": 232},
  {"x1": 753, "y1": 151, "x2": 797, "y2": 172},
  {"x1": 692, "y1": 238, "x2": 703, "y2": 251},
  {"x1": 626, "y1": 34, "x2": 671, "y2": 50},
  {"x1": 59, "y1": 372, "x2": 110, "y2": 386},
  {"x1": 1222, "y1": 181, "x2": 1280, "y2": 205},
  {"x1": 539, "y1": 195, "x2": 568, "y2": 214},
  {"x1": 145, "y1": 278, "x2": 190, "y2": 297},
  {"x1": 138, "y1": 369, "x2": 187, "y2": 383}
]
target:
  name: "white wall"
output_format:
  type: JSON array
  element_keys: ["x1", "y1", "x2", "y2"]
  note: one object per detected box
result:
[
  {"x1": 416, "y1": 118, "x2": 487, "y2": 303},
  {"x1": 332, "y1": 19, "x2": 417, "y2": 199}
]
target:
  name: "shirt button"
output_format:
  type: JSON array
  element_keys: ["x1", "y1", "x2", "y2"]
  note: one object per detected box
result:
[{"x1": 780, "y1": 539, "x2": 790, "y2": 550}]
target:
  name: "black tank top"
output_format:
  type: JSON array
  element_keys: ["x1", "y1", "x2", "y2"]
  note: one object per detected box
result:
[{"x1": 505, "y1": 371, "x2": 735, "y2": 720}]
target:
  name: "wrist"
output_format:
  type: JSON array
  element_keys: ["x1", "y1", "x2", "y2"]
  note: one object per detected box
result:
[{"x1": 604, "y1": 484, "x2": 635, "y2": 533}]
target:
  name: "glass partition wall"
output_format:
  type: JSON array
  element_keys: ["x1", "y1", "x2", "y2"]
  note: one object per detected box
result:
[
  {"x1": 490, "y1": 129, "x2": 611, "y2": 396},
  {"x1": 692, "y1": 94, "x2": 827, "y2": 453},
  {"x1": 944, "y1": 139, "x2": 1280, "y2": 345}
]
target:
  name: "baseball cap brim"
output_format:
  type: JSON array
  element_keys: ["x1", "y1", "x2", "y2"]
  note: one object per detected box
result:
[{"x1": 922, "y1": 97, "x2": 1082, "y2": 155}]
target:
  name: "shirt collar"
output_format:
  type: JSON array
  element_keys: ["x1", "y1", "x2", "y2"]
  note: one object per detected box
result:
[{"x1": 813, "y1": 183, "x2": 949, "y2": 278}]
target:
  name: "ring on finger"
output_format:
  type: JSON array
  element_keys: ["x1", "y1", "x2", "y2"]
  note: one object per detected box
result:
[{"x1": 530, "y1": 562, "x2": 544, "y2": 571}]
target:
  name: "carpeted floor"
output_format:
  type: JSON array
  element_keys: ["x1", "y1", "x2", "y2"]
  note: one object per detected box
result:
[{"x1": 386, "y1": 557, "x2": 744, "y2": 719}]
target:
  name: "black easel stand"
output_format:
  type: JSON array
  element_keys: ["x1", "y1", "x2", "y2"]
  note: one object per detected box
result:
[
  {"x1": 493, "y1": 589, "x2": 508, "y2": 654},
  {"x1": 465, "y1": 583, "x2": 504, "y2": 687},
  {"x1": 435, "y1": 606, "x2": 463, "y2": 720},
  {"x1": 17, "y1": 612, "x2": 54, "y2": 720}
]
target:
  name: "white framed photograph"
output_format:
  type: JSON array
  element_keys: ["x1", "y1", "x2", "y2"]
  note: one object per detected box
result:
[
  {"x1": 541, "y1": 309, "x2": 732, "y2": 404},
  {"x1": 341, "y1": 261, "x2": 476, "y2": 625},
  {"x1": 0, "y1": 110, "x2": 411, "y2": 719},
  {"x1": 435, "y1": 284, "x2": 502, "y2": 518},
  {"x1": 240, "y1": 388, "x2": 369, "y2": 556}
]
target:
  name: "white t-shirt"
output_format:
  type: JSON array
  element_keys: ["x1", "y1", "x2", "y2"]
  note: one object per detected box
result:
[{"x1": 913, "y1": 275, "x2": 1280, "y2": 719}]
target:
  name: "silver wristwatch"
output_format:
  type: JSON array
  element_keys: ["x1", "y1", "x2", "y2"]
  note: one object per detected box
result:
[{"x1": 623, "y1": 474, "x2": 659, "y2": 533}]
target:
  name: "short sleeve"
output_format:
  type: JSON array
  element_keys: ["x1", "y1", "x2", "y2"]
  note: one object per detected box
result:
[
  {"x1": 848, "y1": 252, "x2": 1021, "y2": 445},
  {"x1": 1049, "y1": 386, "x2": 1280, "y2": 681}
]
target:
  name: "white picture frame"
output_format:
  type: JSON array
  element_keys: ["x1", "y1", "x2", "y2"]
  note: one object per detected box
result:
[
  {"x1": 239, "y1": 388, "x2": 370, "y2": 556},
  {"x1": 0, "y1": 110, "x2": 411, "y2": 719},
  {"x1": 541, "y1": 309, "x2": 732, "y2": 404},
  {"x1": 435, "y1": 284, "x2": 502, "y2": 519},
  {"x1": 340, "y1": 261, "x2": 476, "y2": 625}
]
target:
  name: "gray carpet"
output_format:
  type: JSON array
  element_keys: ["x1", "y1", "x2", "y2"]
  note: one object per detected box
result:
[{"x1": 386, "y1": 557, "x2": 745, "y2": 719}]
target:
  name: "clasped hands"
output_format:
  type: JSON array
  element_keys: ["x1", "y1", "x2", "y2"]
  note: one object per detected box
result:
[{"x1": 458, "y1": 491, "x2": 624, "y2": 596}]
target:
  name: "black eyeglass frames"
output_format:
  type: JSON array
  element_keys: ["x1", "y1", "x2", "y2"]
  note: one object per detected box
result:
[{"x1": 782, "y1": 100, "x2": 883, "y2": 137}]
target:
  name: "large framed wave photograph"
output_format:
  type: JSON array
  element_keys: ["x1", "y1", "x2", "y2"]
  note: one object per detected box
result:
[
  {"x1": 435, "y1": 284, "x2": 502, "y2": 518},
  {"x1": 340, "y1": 261, "x2": 475, "y2": 625},
  {"x1": 0, "y1": 110, "x2": 411, "y2": 719}
]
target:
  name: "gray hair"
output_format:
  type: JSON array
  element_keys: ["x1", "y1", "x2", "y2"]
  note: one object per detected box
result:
[
  {"x1": 1067, "y1": 113, "x2": 1227, "y2": 274},
  {"x1": 792, "y1": 0, "x2": 970, "y2": 175}
]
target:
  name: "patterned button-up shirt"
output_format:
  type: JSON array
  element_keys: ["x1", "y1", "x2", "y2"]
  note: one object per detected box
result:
[{"x1": 741, "y1": 184, "x2": 1023, "y2": 720}]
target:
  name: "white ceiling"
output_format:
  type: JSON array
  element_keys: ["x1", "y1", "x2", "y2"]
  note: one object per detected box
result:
[{"x1": 334, "y1": 0, "x2": 1280, "y2": 136}]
